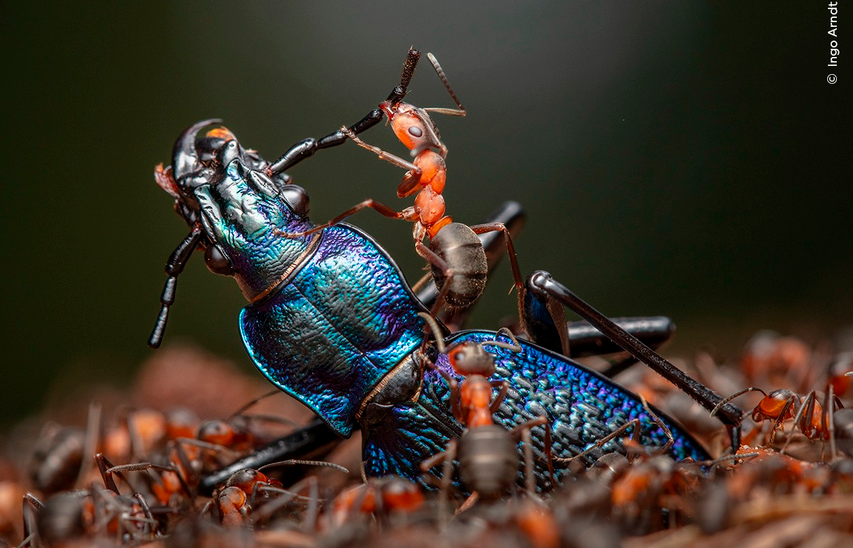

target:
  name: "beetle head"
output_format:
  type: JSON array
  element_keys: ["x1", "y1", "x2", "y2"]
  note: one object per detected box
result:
[{"x1": 156, "y1": 120, "x2": 315, "y2": 301}]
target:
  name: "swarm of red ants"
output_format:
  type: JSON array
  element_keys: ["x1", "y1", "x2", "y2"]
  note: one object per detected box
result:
[{"x1": 1, "y1": 331, "x2": 852, "y2": 548}]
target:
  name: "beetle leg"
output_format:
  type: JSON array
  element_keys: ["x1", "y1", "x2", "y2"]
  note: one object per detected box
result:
[
  {"x1": 266, "y1": 50, "x2": 421, "y2": 177},
  {"x1": 199, "y1": 419, "x2": 340, "y2": 496},
  {"x1": 524, "y1": 284, "x2": 677, "y2": 367},
  {"x1": 524, "y1": 270, "x2": 744, "y2": 447}
]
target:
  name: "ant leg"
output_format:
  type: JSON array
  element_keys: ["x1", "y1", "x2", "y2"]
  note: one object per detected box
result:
[
  {"x1": 74, "y1": 402, "x2": 101, "y2": 490},
  {"x1": 828, "y1": 384, "x2": 838, "y2": 461},
  {"x1": 543, "y1": 421, "x2": 555, "y2": 486},
  {"x1": 227, "y1": 389, "x2": 281, "y2": 420},
  {"x1": 767, "y1": 396, "x2": 798, "y2": 446},
  {"x1": 174, "y1": 438, "x2": 240, "y2": 462},
  {"x1": 414, "y1": 239, "x2": 456, "y2": 317},
  {"x1": 488, "y1": 380, "x2": 510, "y2": 415},
  {"x1": 251, "y1": 477, "x2": 320, "y2": 526},
  {"x1": 21, "y1": 494, "x2": 41, "y2": 548},
  {"x1": 641, "y1": 397, "x2": 675, "y2": 455},
  {"x1": 428, "y1": 365, "x2": 462, "y2": 422},
  {"x1": 468, "y1": 223, "x2": 524, "y2": 291},
  {"x1": 710, "y1": 387, "x2": 766, "y2": 417},
  {"x1": 148, "y1": 222, "x2": 203, "y2": 348},
  {"x1": 780, "y1": 392, "x2": 814, "y2": 455},
  {"x1": 274, "y1": 199, "x2": 408, "y2": 238},
  {"x1": 417, "y1": 312, "x2": 465, "y2": 421},
  {"x1": 525, "y1": 271, "x2": 744, "y2": 438},
  {"x1": 509, "y1": 416, "x2": 550, "y2": 496},
  {"x1": 521, "y1": 428, "x2": 535, "y2": 497},
  {"x1": 553, "y1": 419, "x2": 641, "y2": 465},
  {"x1": 94, "y1": 453, "x2": 121, "y2": 494},
  {"x1": 429, "y1": 439, "x2": 457, "y2": 523},
  {"x1": 301, "y1": 477, "x2": 321, "y2": 531},
  {"x1": 133, "y1": 493, "x2": 158, "y2": 539},
  {"x1": 468, "y1": 222, "x2": 526, "y2": 331},
  {"x1": 340, "y1": 127, "x2": 423, "y2": 183},
  {"x1": 267, "y1": 49, "x2": 421, "y2": 177},
  {"x1": 107, "y1": 461, "x2": 195, "y2": 507}
]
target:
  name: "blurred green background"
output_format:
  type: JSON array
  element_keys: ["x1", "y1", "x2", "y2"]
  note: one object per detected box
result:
[{"x1": 3, "y1": 2, "x2": 849, "y2": 428}]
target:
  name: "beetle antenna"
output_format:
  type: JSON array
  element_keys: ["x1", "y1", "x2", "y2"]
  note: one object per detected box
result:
[
  {"x1": 148, "y1": 224, "x2": 203, "y2": 348},
  {"x1": 387, "y1": 47, "x2": 421, "y2": 106}
]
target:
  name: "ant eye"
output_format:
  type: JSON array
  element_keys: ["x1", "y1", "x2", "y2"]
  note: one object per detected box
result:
[{"x1": 408, "y1": 126, "x2": 423, "y2": 138}]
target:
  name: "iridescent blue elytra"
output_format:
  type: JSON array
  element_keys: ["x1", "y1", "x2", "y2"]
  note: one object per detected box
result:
[
  {"x1": 361, "y1": 331, "x2": 707, "y2": 489},
  {"x1": 240, "y1": 224, "x2": 427, "y2": 437},
  {"x1": 172, "y1": 128, "x2": 709, "y2": 490}
]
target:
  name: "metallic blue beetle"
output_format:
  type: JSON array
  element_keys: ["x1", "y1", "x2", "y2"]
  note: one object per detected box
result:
[{"x1": 149, "y1": 116, "x2": 738, "y2": 490}]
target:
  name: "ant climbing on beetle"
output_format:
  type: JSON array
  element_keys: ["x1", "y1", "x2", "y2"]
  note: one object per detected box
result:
[
  {"x1": 418, "y1": 312, "x2": 554, "y2": 510},
  {"x1": 149, "y1": 46, "x2": 747, "y2": 493},
  {"x1": 274, "y1": 49, "x2": 525, "y2": 318}
]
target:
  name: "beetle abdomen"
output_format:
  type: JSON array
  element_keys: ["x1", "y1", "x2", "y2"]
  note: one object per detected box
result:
[{"x1": 429, "y1": 223, "x2": 487, "y2": 308}]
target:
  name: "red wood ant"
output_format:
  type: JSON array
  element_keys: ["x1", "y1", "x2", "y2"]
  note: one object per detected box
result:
[
  {"x1": 34, "y1": 455, "x2": 161, "y2": 546},
  {"x1": 418, "y1": 313, "x2": 554, "y2": 509},
  {"x1": 207, "y1": 460, "x2": 348, "y2": 530},
  {"x1": 712, "y1": 385, "x2": 844, "y2": 457},
  {"x1": 330, "y1": 476, "x2": 424, "y2": 527},
  {"x1": 276, "y1": 49, "x2": 525, "y2": 317}
]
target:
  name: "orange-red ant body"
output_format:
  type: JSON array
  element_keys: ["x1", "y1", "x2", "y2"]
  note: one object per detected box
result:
[
  {"x1": 331, "y1": 476, "x2": 424, "y2": 526},
  {"x1": 712, "y1": 386, "x2": 844, "y2": 451},
  {"x1": 418, "y1": 313, "x2": 553, "y2": 504},
  {"x1": 208, "y1": 461, "x2": 347, "y2": 528},
  {"x1": 342, "y1": 51, "x2": 464, "y2": 242},
  {"x1": 277, "y1": 49, "x2": 524, "y2": 315}
]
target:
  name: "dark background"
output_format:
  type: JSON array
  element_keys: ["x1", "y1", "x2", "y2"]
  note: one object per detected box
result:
[{"x1": 3, "y1": 2, "x2": 849, "y2": 428}]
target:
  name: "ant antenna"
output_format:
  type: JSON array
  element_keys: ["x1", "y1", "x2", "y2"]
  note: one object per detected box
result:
[
  {"x1": 419, "y1": 312, "x2": 447, "y2": 353},
  {"x1": 424, "y1": 53, "x2": 466, "y2": 117}
]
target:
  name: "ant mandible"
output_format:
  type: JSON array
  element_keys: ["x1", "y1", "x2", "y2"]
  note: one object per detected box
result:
[{"x1": 277, "y1": 49, "x2": 524, "y2": 317}]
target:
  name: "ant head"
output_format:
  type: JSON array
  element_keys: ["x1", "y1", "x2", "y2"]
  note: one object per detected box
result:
[
  {"x1": 766, "y1": 389, "x2": 797, "y2": 402},
  {"x1": 447, "y1": 341, "x2": 496, "y2": 377},
  {"x1": 381, "y1": 102, "x2": 446, "y2": 158},
  {"x1": 196, "y1": 419, "x2": 238, "y2": 447}
]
